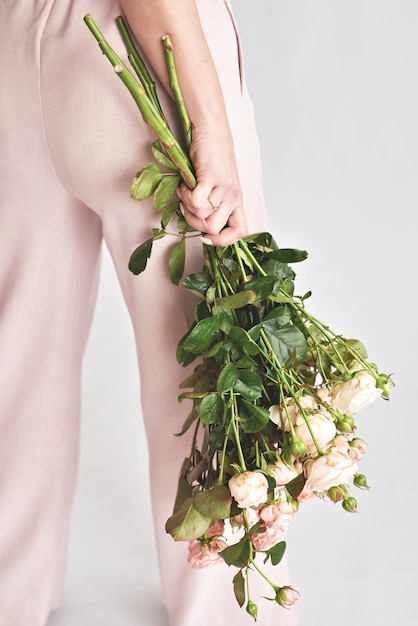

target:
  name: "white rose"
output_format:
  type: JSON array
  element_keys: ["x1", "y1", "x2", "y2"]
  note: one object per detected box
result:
[
  {"x1": 304, "y1": 451, "x2": 357, "y2": 492},
  {"x1": 294, "y1": 411, "x2": 337, "y2": 451},
  {"x1": 330, "y1": 371, "x2": 382, "y2": 415},
  {"x1": 228, "y1": 471, "x2": 269, "y2": 509},
  {"x1": 269, "y1": 395, "x2": 317, "y2": 429},
  {"x1": 268, "y1": 460, "x2": 302, "y2": 486}
]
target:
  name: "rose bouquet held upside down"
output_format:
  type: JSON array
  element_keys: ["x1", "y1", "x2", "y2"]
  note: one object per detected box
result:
[{"x1": 85, "y1": 16, "x2": 393, "y2": 619}]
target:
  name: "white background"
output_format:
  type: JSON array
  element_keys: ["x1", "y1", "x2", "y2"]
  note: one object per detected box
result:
[{"x1": 50, "y1": 2, "x2": 418, "y2": 625}]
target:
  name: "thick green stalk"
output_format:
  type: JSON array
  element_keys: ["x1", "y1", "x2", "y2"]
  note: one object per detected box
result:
[
  {"x1": 84, "y1": 15, "x2": 196, "y2": 189},
  {"x1": 162, "y1": 35, "x2": 192, "y2": 149},
  {"x1": 115, "y1": 15, "x2": 165, "y2": 117}
]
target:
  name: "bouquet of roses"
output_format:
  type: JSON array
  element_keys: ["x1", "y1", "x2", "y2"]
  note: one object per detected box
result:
[{"x1": 85, "y1": 15, "x2": 392, "y2": 619}]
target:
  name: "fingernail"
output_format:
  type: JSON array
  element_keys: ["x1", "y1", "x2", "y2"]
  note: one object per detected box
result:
[{"x1": 200, "y1": 236, "x2": 214, "y2": 246}]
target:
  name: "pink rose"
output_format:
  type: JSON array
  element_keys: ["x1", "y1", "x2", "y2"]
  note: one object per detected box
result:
[
  {"x1": 276, "y1": 586, "x2": 299, "y2": 609},
  {"x1": 252, "y1": 522, "x2": 288, "y2": 551},
  {"x1": 330, "y1": 371, "x2": 382, "y2": 415},
  {"x1": 229, "y1": 471, "x2": 269, "y2": 509},
  {"x1": 349, "y1": 437, "x2": 368, "y2": 461},
  {"x1": 187, "y1": 537, "x2": 229, "y2": 569},
  {"x1": 304, "y1": 451, "x2": 357, "y2": 492},
  {"x1": 206, "y1": 519, "x2": 225, "y2": 538}
]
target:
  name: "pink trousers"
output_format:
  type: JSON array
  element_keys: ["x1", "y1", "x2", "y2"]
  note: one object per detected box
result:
[{"x1": 0, "y1": 1, "x2": 297, "y2": 624}]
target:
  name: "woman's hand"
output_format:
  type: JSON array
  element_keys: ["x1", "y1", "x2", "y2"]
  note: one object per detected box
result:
[{"x1": 177, "y1": 124, "x2": 247, "y2": 246}]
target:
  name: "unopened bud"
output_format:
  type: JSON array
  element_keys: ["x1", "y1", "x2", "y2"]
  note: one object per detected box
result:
[
  {"x1": 376, "y1": 374, "x2": 392, "y2": 400},
  {"x1": 342, "y1": 496, "x2": 357, "y2": 513},
  {"x1": 246, "y1": 600, "x2": 258, "y2": 620},
  {"x1": 290, "y1": 437, "x2": 307, "y2": 457},
  {"x1": 354, "y1": 473, "x2": 370, "y2": 489},
  {"x1": 337, "y1": 415, "x2": 356, "y2": 433},
  {"x1": 327, "y1": 484, "x2": 349, "y2": 503}
]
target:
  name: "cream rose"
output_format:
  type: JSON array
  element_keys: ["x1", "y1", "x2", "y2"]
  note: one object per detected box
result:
[
  {"x1": 269, "y1": 395, "x2": 318, "y2": 428},
  {"x1": 304, "y1": 451, "x2": 357, "y2": 492},
  {"x1": 268, "y1": 459, "x2": 302, "y2": 487},
  {"x1": 228, "y1": 471, "x2": 269, "y2": 509},
  {"x1": 330, "y1": 371, "x2": 382, "y2": 415},
  {"x1": 294, "y1": 411, "x2": 337, "y2": 451}
]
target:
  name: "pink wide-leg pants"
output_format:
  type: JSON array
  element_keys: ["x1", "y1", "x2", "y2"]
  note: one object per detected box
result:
[{"x1": 0, "y1": 1, "x2": 298, "y2": 625}]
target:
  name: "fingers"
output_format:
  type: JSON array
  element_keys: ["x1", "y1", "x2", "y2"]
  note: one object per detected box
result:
[
  {"x1": 177, "y1": 183, "x2": 221, "y2": 221},
  {"x1": 180, "y1": 200, "x2": 247, "y2": 247}
]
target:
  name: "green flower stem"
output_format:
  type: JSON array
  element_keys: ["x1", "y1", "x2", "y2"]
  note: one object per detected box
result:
[
  {"x1": 218, "y1": 427, "x2": 230, "y2": 486},
  {"x1": 288, "y1": 298, "x2": 372, "y2": 375},
  {"x1": 84, "y1": 15, "x2": 196, "y2": 189},
  {"x1": 231, "y1": 393, "x2": 247, "y2": 471},
  {"x1": 115, "y1": 15, "x2": 164, "y2": 117},
  {"x1": 249, "y1": 552, "x2": 279, "y2": 594},
  {"x1": 238, "y1": 240, "x2": 267, "y2": 277},
  {"x1": 162, "y1": 35, "x2": 192, "y2": 149},
  {"x1": 233, "y1": 242, "x2": 249, "y2": 283}
]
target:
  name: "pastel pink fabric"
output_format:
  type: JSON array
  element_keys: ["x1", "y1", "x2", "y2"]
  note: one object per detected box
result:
[{"x1": 0, "y1": 1, "x2": 298, "y2": 624}]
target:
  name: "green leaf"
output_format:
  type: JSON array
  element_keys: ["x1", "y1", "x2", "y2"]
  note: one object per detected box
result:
[
  {"x1": 130, "y1": 163, "x2": 162, "y2": 201},
  {"x1": 152, "y1": 140, "x2": 179, "y2": 171},
  {"x1": 262, "y1": 319, "x2": 308, "y2": 365},
  {"x1": 215, "y1": 307, "x2": 235, "y2": 333},
  {"x1": 161, "y1": 201, "x2": 180, "y2": 229},
  {"x1": 239, "y1": 400, "x2": 270, "y2": 433},
  {"x1": 152, "y1": 174, "x2": 181, "y2": 210},
  {"x1": 220, "y1": 536, "x2": 251, "y2": 568},
  {"x1": 234, "y1": 370, "x2": 263, "y2": 401},
  {"x1": 243, "y1": 275, "x2": 279, "y2": 301},
  {"x1": 264, "y1": 306, "x2": 292, "y2": 326},
  {"x1": 233, "y1": 571, "x2": 246, "y2": 608},
  {"x1": 176, "y1": 327, "x2": 198, "y2": 366},
  {"x1": 168, "y1": 238, "x2": 186, "y2": 285},
  {"x1": 263, "y1": 541, "x2": 286, "y2": 566},
  {"x1": 266, "y1": 248, "x2": 308, "y2": 263},
  {"x1": 216, "y1": 363, "x2": 239, "y2": 392},
  {"x1": 214, "y1": 290, "x2": 257, "y2": 309},
  {"x1": 193, "y1": 486, "x2": 232, "y2": 520},
  {"x1": 199, "y1": 393, "x2": 225, "y2": 425},
  {"x1": 285, "y1": 472, "x2": 306, "y2": 498},
  {"x1": 172, "y1": 477, "x2": 193, "y2": 514},
  {"x1": 174, "y1": 407, "x2": 198, "y2": 436},
  {"x1": 182, "y1": 317, "x2": 220, "y2": 354},
  {"x1": 165, "y1": 498, "x2": 211, "y2": 541},
  {"x1": 229, "y1": 327, "x2": 261, "y2": 356},
  {"x1": 128, "y1": 238, "x2": 153, "y2": 275},
  {"x1": 182, "y1": 271, "x2": 212, "y2": 297}
]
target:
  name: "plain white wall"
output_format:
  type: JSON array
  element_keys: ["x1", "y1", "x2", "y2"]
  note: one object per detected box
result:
[{"x1": 51, "y1": 2, "x2": 417, "y2": 625}]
